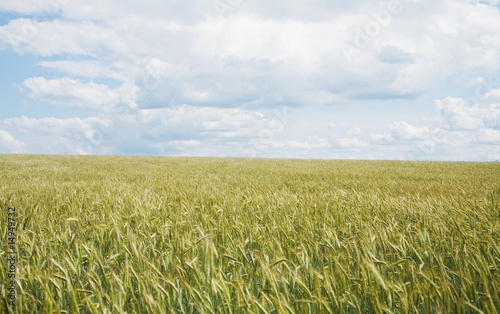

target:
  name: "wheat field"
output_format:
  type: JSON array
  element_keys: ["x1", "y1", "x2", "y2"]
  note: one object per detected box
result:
[{"x1": 1, "y1": 155, "x2": 499, "y2": 313}]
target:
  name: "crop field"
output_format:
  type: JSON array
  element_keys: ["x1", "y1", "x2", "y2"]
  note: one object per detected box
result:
[{"x1": 0, "y1": 155, "x2": 499, "y2": 313}]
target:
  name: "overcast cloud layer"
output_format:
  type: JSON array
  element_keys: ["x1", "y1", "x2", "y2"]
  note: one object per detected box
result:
[{"x1": 1, "y1": 0, "x2": 500, "y2": 160}]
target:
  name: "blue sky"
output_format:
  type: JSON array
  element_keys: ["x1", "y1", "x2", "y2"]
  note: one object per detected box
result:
[{"x1": 1, "y1": 0, "x2": 500, "y2": 160}]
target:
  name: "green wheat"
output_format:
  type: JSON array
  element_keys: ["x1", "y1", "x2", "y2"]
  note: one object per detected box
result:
[{"x1": 0, "y1": 155, "x2": 499, "y2": 313}]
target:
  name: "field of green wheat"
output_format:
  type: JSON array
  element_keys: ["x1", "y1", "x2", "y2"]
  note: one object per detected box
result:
[{"x1": 1, "y1": 155, "x2": 499, "y2": 313}]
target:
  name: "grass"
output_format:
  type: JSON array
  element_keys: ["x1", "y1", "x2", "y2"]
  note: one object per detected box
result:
[{"x1": 0, "y1": 154, "x2": 499, "y2": 313}]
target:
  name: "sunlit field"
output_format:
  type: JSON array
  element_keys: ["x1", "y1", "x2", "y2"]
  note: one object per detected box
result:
[{"x1": 1, "y1": 155, "x2": 499, "y2": 313}]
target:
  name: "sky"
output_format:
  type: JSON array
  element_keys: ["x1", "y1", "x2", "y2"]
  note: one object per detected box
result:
[{"x1": 1, "y1": 0, "x2": 500, "y2": 161}]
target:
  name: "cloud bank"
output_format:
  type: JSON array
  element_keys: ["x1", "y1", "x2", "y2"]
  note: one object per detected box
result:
[{"x1": 0, "y1": 0, "x2": 499, "y2": 160}]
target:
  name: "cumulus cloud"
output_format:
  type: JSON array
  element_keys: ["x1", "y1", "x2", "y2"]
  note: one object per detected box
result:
[
  {"x1": 0, "y1": 130, "x2": 26, "y2": 153},
  {"x1": 287, "y1": 141, "x2": 312, "y2": 149},
  {"x1": 332, "y1": 137, "x2": 368, "y2": 149},
  {"x1": 477, "y1": 128, "x2": 500, "y2": 143},
  {"x1": 437, "y1": 97, "x2": 500, "y2": 130},
  {"x1": 38, "y1": 60, "x2": 122, "y2": 80},
  {"x1": 2, "y1": 0, "x2": 500, "y2": 160},
  {"x1": 0, "y1": 105, "x2": 270, "y2": 155},
  {"x1": 287, "y1": 136, "x2": 330, "y2": 149},
  {"x1": 377, "y1": 45, "x2": 414, "y2": 64},
  {"x1": 23, "y1": 77, "x2": 139, "y2": 111},
  {"x1": 2, "y1": 116, "x2": 115, "y2": 154},
  {"x1": 1, "y1": 0, "x2": 498, "y2": 110},
  {"x1": 0, "y1": 19, "x2": 124, "y2": 56},
  {"x1": 4, "y1": 116, "x2": 109, "y2": 135},
  {"x1": 486, "y1": 89, "x2": 500, "y2": 100},
  {"x1": 370, "y1": 96, "x2": 500, "y2": 160},
  {"x1": 139, "y1": 105, "x2": 265, "y2": 140}
]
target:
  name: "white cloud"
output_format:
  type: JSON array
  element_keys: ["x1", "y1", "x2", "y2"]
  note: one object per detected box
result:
[
  {"x1": 370, "y1": 96, "x2": 500, "y2": 160},
  {"x1": 371, "y1": 121, "x2": 432, "y2": 143},
  {"x1": 4, "y1": 116, "x2": 106, "y2": 134},
  {"x1": 38, "y1": 60, "x2": 121, "y2": 80},
  {"x1": 140, "y1": 105, "x2": 265, "y2": 140},
  {"x1": 0, "y1": 0, "x2": 498, "y2": 110},
  {"x1": 2, "y1": 0, "x2": 500, "y2": 160},
  {"x1": 0, "y1": 19, "x2": 123, "y2": 57},
  {"x1": 0, "y1": 130, "x2": 26, "y2": 153},
  {"x1": 478, "y1": 128, "x2": 500, "y2": 143},
  {"x1": 436, "y1": 97, "x2": 500, "y2": 130},
  {"x1": 287, "y1": 136, "x2": 331, "y2": 150},
  {"x1": 377, "y1": 45, "x2": 414, "y2": 64},
  {"x1": 389, "y1": 121, "x2": 431, "y2": 140},
  {"x1": 23, "y1": 77, "x2": 139, "y2": 111},
  {"x1": 486, "y1": 89, "x2": 500, "y2": 100},
  {"x1": 346, "y1": 127, "x2": 363, "y2": 136},
  {"x1": 287, "y1": 141, "x2": 311, "y2": 149},
  {"x1": 2, "y1": 116, "x2": 115, "y2": 154},
  {"x1": 332, "y1": 137, "x2": 367, "y2": 149},
  {"x1": 0, "y1": 105, "x2": 269, "y2": 155},
  {"x1": 0, "y1": 1, "x2": 46, "y2": 15}
]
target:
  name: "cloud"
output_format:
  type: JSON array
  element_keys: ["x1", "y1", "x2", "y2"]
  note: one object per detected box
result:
[
  {"x1": 346, "y1": 127, "x2": 363, "y2": 136},
  {"x1": 478, "y1": 128, "x2": 500, "y2": 143},
  {"x1": 332, "y1": 137, "x2": 367, "y2": 149},
  {"x1": 1, "y1": 105, "x2": 269, "y2": 155},
  {"x1": 38, "y1": 60, "x2": 122, "y2": 80},
  {"x1": 3, "y1": 116, "x2": 115, "y2": 154},
  {"x1": 0, "y1": 2, "x2": 47, "y2": 15},
  {"x1": 4, "y1": 115, "x2": 109, "y2": 135},
  {"x1": 0, "y1": 18, "x2": 123, "y2": 56},
  {"x1": 2, "y1": 0, "x2": 500, "y2": 160},
  {"x1": 139, "y1": 105, "x2": 264, "y2": 140},
  {"x1": 23, "y1": 77, "x2": 139, "y2": 111},
  {"x1": 391, "y1": 121, "x2": 431, "y2": 140},
  {"x1": 371, "y1": 121, "x2": 433, "y2": 144},
  {"x1": 287, "y1": 141, "x2": 312, "y2": 149},
  {"x1": 1, "y1": 0, "x2": 499, "y2": 110},
  {"x1": 0, "y1": 130, "x2": 26, "y2": 153},
  {"x1": 376, "y1": 45, "x2": 413, "y2": 64},
  {"x1": 486, "y1": 88, "x2": 500, "y2": 100},
  {"x1": 437, "y1": 97, "x2": 500, "y2": 130},
  {"x1": 287, "y1": 136, "x2": 330, "y2": 149},
  {"x1": 370, "y1": 96, "x2": 500, "y2": 160}
]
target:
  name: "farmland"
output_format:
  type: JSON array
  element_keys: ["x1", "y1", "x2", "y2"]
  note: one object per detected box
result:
[{"x1": 1, "y1": 155, "x2": 499, "y2": 313}]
